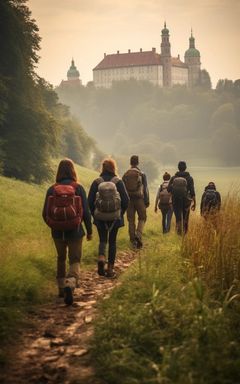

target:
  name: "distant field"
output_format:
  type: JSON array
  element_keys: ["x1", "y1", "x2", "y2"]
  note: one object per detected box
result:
[{"x1": 152, "y1": 166, "x2": 240, "y2": 198}]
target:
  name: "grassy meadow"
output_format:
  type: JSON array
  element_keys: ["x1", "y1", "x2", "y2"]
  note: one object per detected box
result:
[
  {"x1": 93, "y1": 192, "x2": 240, "y2": 384},
  {"x1": 1, "y1": 164, "x2": 240, "y2": 380}
]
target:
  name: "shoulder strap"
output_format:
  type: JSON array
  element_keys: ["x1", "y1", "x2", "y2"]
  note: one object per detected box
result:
[
  {"x1": 111, "y1": 176, "x2": 120, "y2": 184},
  {"x1": 96, "y1": 177, "x2": 104, "y2": 185}
]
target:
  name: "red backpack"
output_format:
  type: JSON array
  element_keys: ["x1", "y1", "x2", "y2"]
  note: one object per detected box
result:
[{"x1": 46, "y1": 182, "x2": 83, "y2": 231}]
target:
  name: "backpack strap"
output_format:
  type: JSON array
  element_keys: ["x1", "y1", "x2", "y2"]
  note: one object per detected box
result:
[
  {"x1": 95, "y1": 177, "x2": 104, "y2": 185},
  {"x1": 111, "y1": 176, "x2": 120, "y2": 184}
]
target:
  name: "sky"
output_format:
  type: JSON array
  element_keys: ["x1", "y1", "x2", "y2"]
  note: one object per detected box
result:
[{"x1": 28, "y1": 0, "x2": 240, "y2": 88}]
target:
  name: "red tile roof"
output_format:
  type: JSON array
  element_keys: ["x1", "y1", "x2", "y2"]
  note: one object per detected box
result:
[
  {"x1": 93, "y1": 50, "x2": 187, "y2": 70},
  {"x1": 171, "y1": 57, "x2": 188, "y2": 68}
]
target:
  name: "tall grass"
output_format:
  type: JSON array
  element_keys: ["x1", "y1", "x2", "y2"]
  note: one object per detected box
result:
[
  {"x1": 182, "y1": 192, "x2": 240, "y2": 297},
  {"x1": 93, "y1": 233, "x2": 240, "y2": 384}
]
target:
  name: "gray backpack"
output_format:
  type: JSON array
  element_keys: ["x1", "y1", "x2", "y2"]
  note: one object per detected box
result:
[
  {"x1": 94, "y1": 177, "x2": 121, "y2": 221},
  {"x1": 172, "y1": 177, "x2": 188, "y2": 198}
]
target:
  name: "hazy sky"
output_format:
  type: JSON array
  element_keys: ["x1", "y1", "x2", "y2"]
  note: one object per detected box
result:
[{"x1": 29, "y1": 0, "x2": 240, "y2": 88}]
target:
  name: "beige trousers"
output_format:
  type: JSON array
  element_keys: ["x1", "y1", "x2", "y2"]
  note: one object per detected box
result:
[
  {"x1": 127, "y1": 198, "x2": 147, "y2": 241},
  {"x1": 53, "y1": 238, "x2": 82, "y2": 289}
]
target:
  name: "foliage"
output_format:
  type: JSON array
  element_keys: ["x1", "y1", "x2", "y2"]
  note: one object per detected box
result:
[
  {"x1": 0, "y1": 0, "x2": 101, "y2": 183},
  {"x1": 56, "y1": 78, "x2": 240, "y2": 167},
  {"x1": 93, "y1": 233, "x2": 240, "y2": 384}
]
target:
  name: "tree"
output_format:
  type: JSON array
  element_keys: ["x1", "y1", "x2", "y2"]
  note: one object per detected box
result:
[
  {"x1": 199, "y1": 69, "x2": 212, "y2": 90},
  {"x1": 212, "y1": 123, "x2": 240, "y2": 165}
]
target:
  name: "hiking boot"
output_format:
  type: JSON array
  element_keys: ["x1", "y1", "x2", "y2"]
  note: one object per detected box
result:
[
  {"x1": 97, "y1": 260, "x2": 106, "y2": 276},
  {"x1": 135, "y1": 236, "x2": 143, "y2": 249},
  {"x1": 105, "y1": 270, "x2": 117, "y2": 279},
  {"x1": 64, "y1": 286, "x2": 73, "y2": 305},
  {"x1": 106, "y1": 263, "x2": 116, "y2": 279}
]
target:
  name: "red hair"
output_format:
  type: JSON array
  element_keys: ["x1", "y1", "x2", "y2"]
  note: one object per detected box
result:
[
  {"x1": 101, "y1": 158, "x2": 117, "y2": 175},
  {"x1": 56, "y1": 158, "x2": 77, "y2": 182}
]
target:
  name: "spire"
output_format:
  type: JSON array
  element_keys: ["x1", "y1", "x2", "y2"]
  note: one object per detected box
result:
[
  {"x1": 164, "y1": 21, "x2": 166, "y2": 28},
  {"x1": 189, "y1": 29, "x2": 195, "y2": 49}
]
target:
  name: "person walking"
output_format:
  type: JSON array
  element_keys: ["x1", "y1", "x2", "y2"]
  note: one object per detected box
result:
[
  {"x1": 200, "y1": 182, "x2": 221, "y2": 218},
  {"x1": 88, "y1": 158, "x2": 129, "y2": 278},
  {"x1": 155, "y1": 172, "x2": 173, "y2": 234},
  {"x1": 167, "y1": 161, "x2": 196, "y2": 235},
  {"x1": 42, "y1": 158, "x2": 92, "y2": 305},
  {"x1": 123, "y1": 155, "x2": 149, "y2": 248}
]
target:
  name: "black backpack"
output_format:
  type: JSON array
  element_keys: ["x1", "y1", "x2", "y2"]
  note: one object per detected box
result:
[
  {"x1": 172, "y1": 177, "x2": 188, "y2": 199},
  {"x1": 202, "y1": 189, "x2": 218, "y2": 212}
]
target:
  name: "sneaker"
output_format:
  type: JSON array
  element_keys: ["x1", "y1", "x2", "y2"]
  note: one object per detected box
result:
[
  {"x1": 97, "y1": 260, "x2": 106, "y2": 276},
  {"x1": 64, "y1": 286, "x2": 73, "y2": 305}
]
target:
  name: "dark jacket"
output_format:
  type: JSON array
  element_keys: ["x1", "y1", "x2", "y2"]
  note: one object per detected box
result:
[
  {"x1": 88, "y1": 171, "x2": 129, "y2": 228},
  {"x1": 123, "y1": 166, "x2": 150, "y2": 207},
  {"x1": 42, "y1": 178, "x2": 92, "y2": 240},
  {"x1": 167, "y1": 171, "x2": 195, "y2": 199}
]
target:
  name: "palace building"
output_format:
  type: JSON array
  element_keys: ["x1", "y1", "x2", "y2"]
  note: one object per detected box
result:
[{"x1": 93, "y1": 23, "x2": 201, "y2": 88}]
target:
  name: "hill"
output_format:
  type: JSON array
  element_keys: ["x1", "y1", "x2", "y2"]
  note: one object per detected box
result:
[{"x1": 0, "y1": 163, "x2": 98, "y2": 350}]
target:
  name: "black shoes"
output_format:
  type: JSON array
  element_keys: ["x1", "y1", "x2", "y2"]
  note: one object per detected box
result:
[
  {"x1": 64, "y1": 286, "x2": 73, "y2": 305},
  {"x1": 97, "y1": 260, "x2": 106, "y2": 276},
  {"x1": 135, "y1": 236, "x2": 143, "y2": 249}
]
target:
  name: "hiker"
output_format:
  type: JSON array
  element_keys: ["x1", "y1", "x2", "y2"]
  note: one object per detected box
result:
[
  {"x1": 155, "y1": 172, "x2": 173, "y2": 234},
  {"x1": 42, "y1": 158, "x2": 92, "y2": 305},
  {"x1": 122, "y1": 155, "x2": 149, "y2": 248},
  {"x1": 88, "y1": 158, "x2": 129, "y2": 278},
  {"x1": 167, "y1": 161, "x2": 196, "y2": 235},
  {"x1": 200, "y1": 182, "x2": 221, "y2": 218}
]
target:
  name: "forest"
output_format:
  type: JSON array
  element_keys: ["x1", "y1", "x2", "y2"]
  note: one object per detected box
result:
[
  {"x1": 0, "y1": 0, "x2": 102, "y2": 184},
  {"x1": 57, "y1": 78, "x2": 240, "y2": 174}
]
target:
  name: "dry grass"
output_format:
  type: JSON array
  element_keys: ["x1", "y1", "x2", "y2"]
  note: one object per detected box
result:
[{"x1": 182, "y1": 191, "x2": 240, "y2": 297}]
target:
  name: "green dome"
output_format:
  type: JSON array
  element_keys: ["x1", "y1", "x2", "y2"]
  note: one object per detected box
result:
[
  {"x1": 161, "y1": 22, "x2": 169, "y2": 35},
  {"x1": 184, "y1": 47, "x2": 200, "y2": 57},
  {"x1": 67, "y1": 59, "x2": 80, "y2": 78}
]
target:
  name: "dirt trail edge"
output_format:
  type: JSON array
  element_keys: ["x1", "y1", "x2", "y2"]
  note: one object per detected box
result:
[{"x1": 1, "y1": 250, "x2": 137, "y2": 384}]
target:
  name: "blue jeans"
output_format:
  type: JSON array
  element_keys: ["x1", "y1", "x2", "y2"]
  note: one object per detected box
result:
[{"x1": 160, "y1": 206, "x2": 173, "y2": 233}]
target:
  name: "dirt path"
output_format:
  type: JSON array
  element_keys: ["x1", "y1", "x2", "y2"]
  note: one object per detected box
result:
[{"x1": 1, "y1": 250, "x2": 136, "y2": 384}]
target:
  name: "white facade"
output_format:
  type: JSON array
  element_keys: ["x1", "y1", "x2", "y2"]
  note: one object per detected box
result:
[
  {"x1": 93, "y1": 65, "x2": 164, "y2": 88},
  {"x1": 172, "y1": 66, "x2": 189, "y2": 86}
]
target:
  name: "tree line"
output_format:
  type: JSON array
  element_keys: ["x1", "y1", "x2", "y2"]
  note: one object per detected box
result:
[
  {"x1": 57, "y1": 76, "x2": 240, "y2": 175},
  {"x1": 0, "y1": 0, "x2": 102, "y2": 183}
]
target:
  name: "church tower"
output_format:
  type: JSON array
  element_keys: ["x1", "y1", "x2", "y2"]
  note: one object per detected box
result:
[
  {"x1": 67, "y1": 58, "x2": 81, "y2": 83},
  {"x1": 161, "y1": 22, "x2": 172, "y2": 87},
  {"x1": 184, "y1": 30, "x2": 201, "y2": 87}
]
